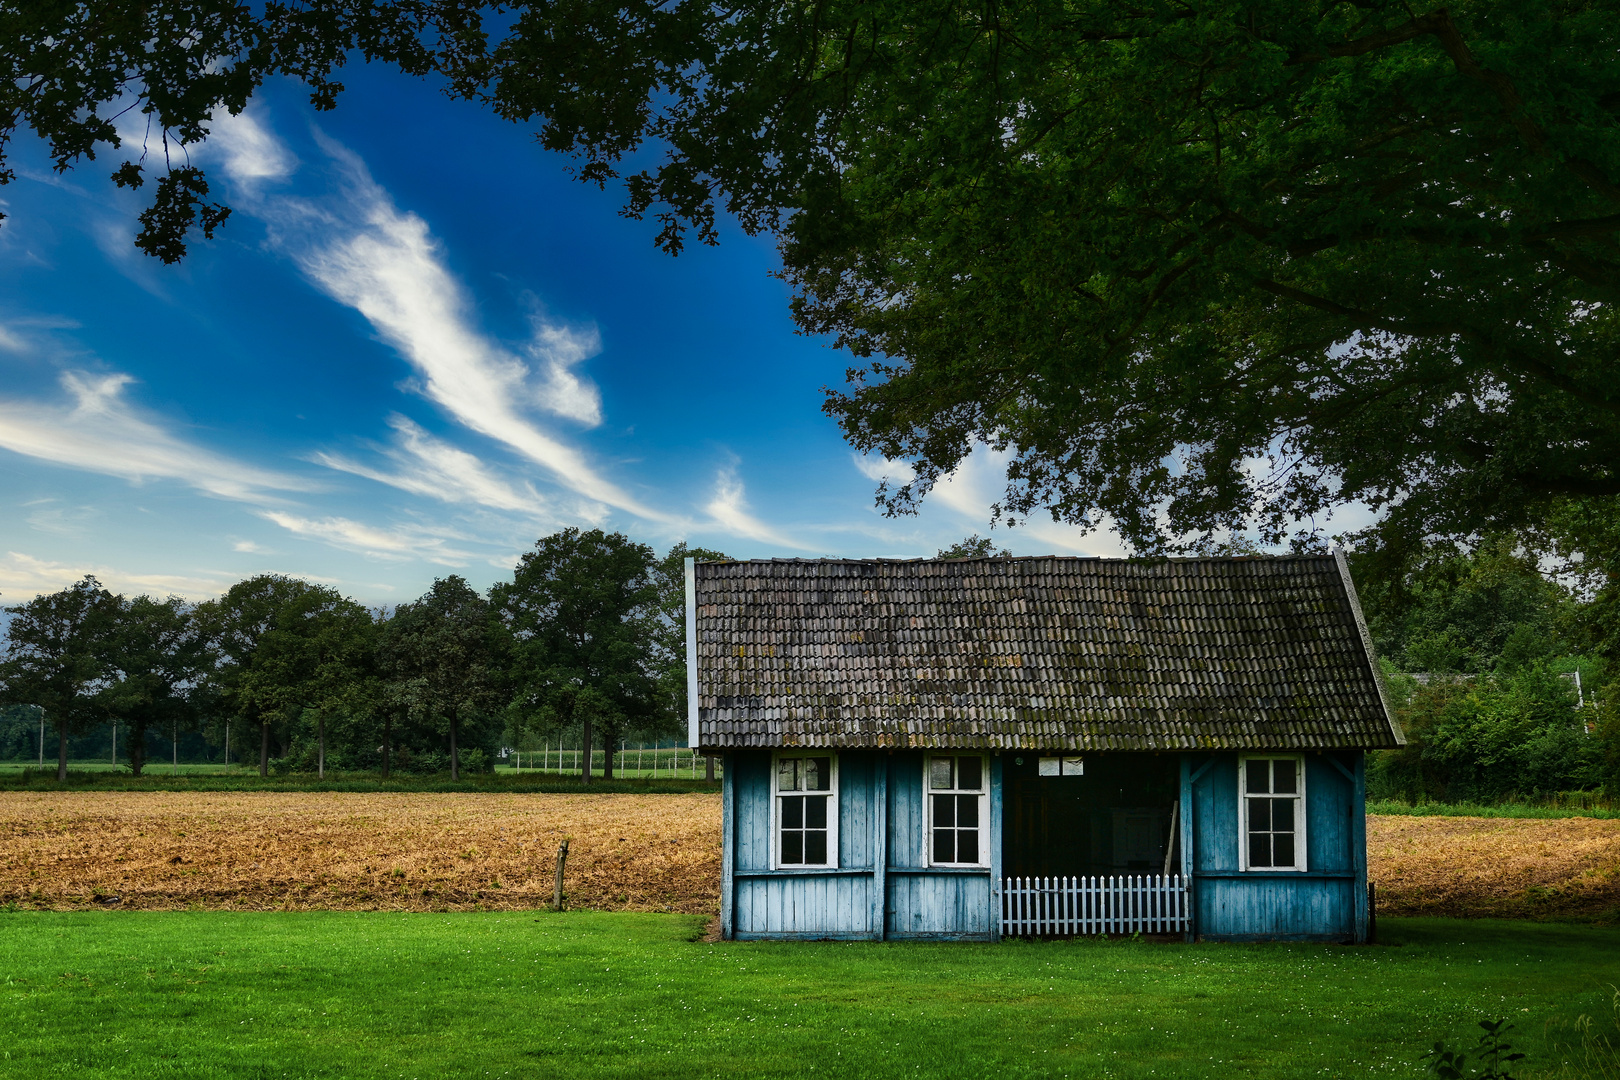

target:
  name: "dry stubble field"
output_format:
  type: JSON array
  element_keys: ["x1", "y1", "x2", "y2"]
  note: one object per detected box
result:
[{"x1": 0, "y1": 791, "x2": 1616, "y2": 920}]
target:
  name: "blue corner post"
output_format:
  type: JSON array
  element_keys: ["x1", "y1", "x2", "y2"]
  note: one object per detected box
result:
[
  {"x1": 1179, "y1": 754, "x2": 1194, "y2": 943},
  {"x1": 720, "y1": 750, "x2": 735, "y2": 940},
  {"x1": 871, "y1": 753, "x2": 888, "y2": 941},
  {"x1": 989, "y1": 753, "x2": 1004, "y2": 943},
  {"x1": 1352, "y1": 750, "x2": 1369, "y2": 943}
]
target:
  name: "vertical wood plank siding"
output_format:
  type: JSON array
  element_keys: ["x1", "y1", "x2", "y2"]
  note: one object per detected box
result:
[
  {"x1": 730, "y1": 749, "x2": 995, "y2": 941},
  {"x1": 1187, "y1": 751, "x2": 1365, "y2": 942}
]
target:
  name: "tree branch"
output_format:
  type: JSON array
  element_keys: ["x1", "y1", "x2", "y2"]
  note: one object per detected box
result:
[{"x1": 1287, "y1": 9, "x2": 1620, "y2": 208}]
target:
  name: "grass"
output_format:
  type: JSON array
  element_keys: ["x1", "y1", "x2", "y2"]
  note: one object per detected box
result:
[
  {"x1": 0, "y1": 766, "x2": 718, "y2": 794},
  {"x1": 1368, "y1": 799, "x2": 1620, "y2": 820},
  {"x1": 0, "y1": 913, "x2": 1616, "y2": 1079}
]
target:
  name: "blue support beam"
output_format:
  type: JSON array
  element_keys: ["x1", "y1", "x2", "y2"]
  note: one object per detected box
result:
[{"x1": 720, "y1": 750, "x2": 735, "y2": 940}]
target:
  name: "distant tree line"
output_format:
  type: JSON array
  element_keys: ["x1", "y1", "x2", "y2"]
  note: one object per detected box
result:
[
  {"x1": 1353, "y1": 536, "x2": 1620, "y2": 803},
  {"x1": 0, "y1": 530, "x2": 727, "y2": 782}
]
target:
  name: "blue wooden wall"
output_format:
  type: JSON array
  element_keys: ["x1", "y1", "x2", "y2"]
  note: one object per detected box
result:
[
  {"x1": 722, "y1": 749, "x2": 999, "y2": 941},
  {"x1": 720, "y1": 747, "x2": 1367, "y2": 942},
  {"x1": 1182, "y1": 751, "x2": 1368, "y2": 943}
]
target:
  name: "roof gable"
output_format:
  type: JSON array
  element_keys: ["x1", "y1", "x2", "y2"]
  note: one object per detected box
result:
[{"x1": 691, "y1": 554, "x2": 1401, "y2": 751}]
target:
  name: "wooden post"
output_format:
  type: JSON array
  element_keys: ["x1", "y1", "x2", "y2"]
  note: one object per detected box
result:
[
  {"x1": 1352, "y1": 750, "x2": 1370, "y2": 943},
  {"x1": 871, "y1": 751, "x2": 888, "y2": 941},
  {"x1": 989, "y1": 753, "x2": 1004, "y2": 942},
  {"x1": 553, "y1": 838, "x2": 569, "y2": 911},
  {"x1": 720, "y1": 750, "x2": 735, "y2": 939},
  {"x1": 1162, "y1": 799, "x2": 1179, "y2": 877},
  {"x1": 1179, "y1": 755, "x2": 1194, "y2": 942}
]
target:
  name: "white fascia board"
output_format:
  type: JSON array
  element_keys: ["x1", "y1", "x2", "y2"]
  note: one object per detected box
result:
[
  {"x1": 1334, "y1": 546, "x2": 1406, "y2": 746},
  {"x1": 685, "y1": 556, "x2": 699, "y2": 750}
]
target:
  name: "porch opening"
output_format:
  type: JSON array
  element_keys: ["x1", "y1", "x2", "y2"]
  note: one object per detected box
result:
[{"x1": 1003, "y1": 752, "x2": 1180, "y2": 879}]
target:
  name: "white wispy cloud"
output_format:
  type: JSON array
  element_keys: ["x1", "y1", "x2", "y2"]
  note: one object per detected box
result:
[
  {"x1": 312, "y1": 414, "x2": 550, "y2": 516},
  {"x1": 704, "y1": 468, "x2": 811, "y2": 549},
  {"x1": 265, "y1": 139, "x2": 667, "y2": 520},
  {"x1": 0, "y1": 551, "x2": 234, "y2": 601},
  {"x1": 209, "y1": 108, "x2": 298, "y2": 184},
  {"x1": 260, "y1": 511, "x2": 476, "y2": 565},
  {"x1": 0, "y1": 371, "x2": 309, "y2": 502},
  {"x1": 929, "y1": 444, "x2": 1129, "y2": 557},
  {"x1": 852, "y1": 453, "x2": 917, "y2": 485}
]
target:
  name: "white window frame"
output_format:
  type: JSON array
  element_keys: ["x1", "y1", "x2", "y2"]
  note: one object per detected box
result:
[
  {"x1": 924, "y1": 753, "x2": 990, "y2": 868},
  {"x1": 1238, "y1": 754, "x2": 1307, "y2": 872},
  {"x1": 771, "y1": 751, "x2": 839, "y2": 870}
]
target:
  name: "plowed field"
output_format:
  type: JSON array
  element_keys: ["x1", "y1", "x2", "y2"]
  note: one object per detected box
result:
[
  {"x1": 1, "y1": 793, "x2": 1616, "y2": 920},
  {"x1": 1369, "y1": 814, "x2": 1620, "y2": 920},
  {"x1": 0, "y1": 791, "x2": 719, "y2": 912}
]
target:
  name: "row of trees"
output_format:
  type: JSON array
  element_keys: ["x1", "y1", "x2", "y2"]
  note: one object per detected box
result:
[
  {"x1": 0, "y1": 530, "x2": 726, "y2": 782},
  {"x1": 1352, "y1": 538, "x2": 1620, "y2": 802}
]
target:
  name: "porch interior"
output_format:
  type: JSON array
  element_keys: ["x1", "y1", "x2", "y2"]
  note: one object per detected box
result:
[{"x1": 1002, "y1": 752, "x2": 1180, "y2": 879}]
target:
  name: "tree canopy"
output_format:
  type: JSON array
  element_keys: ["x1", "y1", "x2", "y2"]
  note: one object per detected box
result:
[
  {"x1": 7, "y1": 0, "x2": 1618, "y2": 554},
  {"x1": 0, "y1": 576, "x2": 119, "y2": 779},
  {"x1": 493, "y1": 528, "x2": 662, "y2": 782}
]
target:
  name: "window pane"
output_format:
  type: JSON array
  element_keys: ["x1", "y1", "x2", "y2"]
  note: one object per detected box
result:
[
  {"x1": 957, "y1": 757, "x2": 983, "y2": 791},
  {"x1": 1273, "y1": 759, "x2": 1298, "y2": 794},
  {"x1": 933, "y1": 828, "x2": 956, "y2": 863},
  {"x1": 930, "y1": 757, "x2": 954, "y2": 790},
  {"x1": 807, "y1": 757, "x2": 833, "y2": 791},
  {"x1": 781, "y1": 795, "x2": 804, "y2": 829},
  {"x1": 805, "y1": 795, "x2": 828, "y2": 829},
  {"x1": 1249, "y1": 832, "x2": 1272, "y2": 868},
  {"x1": 1272, "y1": 798, "x2": 1295, "y2": 833},
  {"x1": 778, "y1": 758, "x2": 800, "y2": 792},
  {"x1": 805, "y1": 831, "x2": 827, "y2": 865},
  {"x1": 1246, "y1": 759, "x2": 1271, "y2": 794},
  {"x1": 957, "y1": 828, "x2": 979, "y2": 864},
  {"x1": 782, "y1": 832, "x2": 803, "y2": 864},
  {"x1": 1247, "y1": 796, "x2": 1270, "y2": 832},
  {"x1": 1273, "y1": 832, "x2": 1295, "y2": 868},
  {"x1": 956, "y1": 794, "x2": 979, "y2": 828},
  {"x1": 933, "y1": 793, "x2": 956, "y2": 828}
]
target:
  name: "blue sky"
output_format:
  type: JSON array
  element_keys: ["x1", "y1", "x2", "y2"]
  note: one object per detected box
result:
[{"x1": 0, "y1": 63, "x2": 1140, "y2": 606}]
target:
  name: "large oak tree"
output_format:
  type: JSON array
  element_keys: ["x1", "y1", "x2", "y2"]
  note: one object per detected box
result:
[{"x1": 8, "y1": 0, "x2": 1618, "y2": 551}]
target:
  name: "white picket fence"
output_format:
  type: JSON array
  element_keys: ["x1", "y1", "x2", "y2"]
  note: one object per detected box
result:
[{"x1": 1001, "y1": 875, "x2": 1189, "y2": 936}]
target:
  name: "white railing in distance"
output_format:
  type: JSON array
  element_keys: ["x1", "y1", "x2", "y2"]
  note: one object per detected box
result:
[{"x1": 1000, "y1": 875, "x2": 1189, "y2": 936}]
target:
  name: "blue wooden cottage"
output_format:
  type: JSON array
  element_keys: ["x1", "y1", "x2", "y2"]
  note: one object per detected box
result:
[{"x1": 684, "y1": 553, "x2": 1403, "y2": 943}]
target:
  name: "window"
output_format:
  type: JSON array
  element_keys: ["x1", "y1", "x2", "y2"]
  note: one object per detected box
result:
[
  {"x1": 774, "y1": 754, "x2": 837, "y2": 868},
  {"x1": 1240, "y1": 756, "x2": 1306, "y2": 871},
  {"x1": 927, "y1": 755, "x2": 987, "y2": 866}
]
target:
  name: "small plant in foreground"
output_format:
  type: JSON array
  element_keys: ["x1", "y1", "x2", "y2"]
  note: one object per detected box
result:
[{"x1": 1425, "y1": 1019, "x2": 1525, "y2": 1079}]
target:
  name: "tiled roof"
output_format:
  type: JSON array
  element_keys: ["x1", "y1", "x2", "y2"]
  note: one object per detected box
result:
[{"x1": 692, "y1": 553, "x2": 1401, "y2": 751}]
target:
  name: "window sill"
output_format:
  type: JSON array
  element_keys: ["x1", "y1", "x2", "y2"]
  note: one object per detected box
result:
[
  {"x1": 890, "y1": 866, "x2": 992, "y2": 875},
  {"x1": 739, "y1": 867, "x2": 867, "y2": 877}
]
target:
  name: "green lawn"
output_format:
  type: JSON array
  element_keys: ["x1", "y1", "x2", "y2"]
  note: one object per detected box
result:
[{"x1": 1, "y1": 914, "x2": 1616, "y2": 1079}]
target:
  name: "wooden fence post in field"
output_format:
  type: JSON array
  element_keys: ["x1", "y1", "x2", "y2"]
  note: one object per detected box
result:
[{"x1": 554, "y1": 838, "x2": 570, "y2": 911}]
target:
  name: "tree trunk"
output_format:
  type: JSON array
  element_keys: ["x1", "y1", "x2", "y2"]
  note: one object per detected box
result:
[
  {"x1": 580, "y1": 717, "x2": 593, "y2": 786},
  {"x1": 449, "y1": 713, "x2": 460, "y2": 781},
  {"x1": 127, "y1": 722, "x2": 146, "y2": 777},
  {"x1": 382, "y1": 712, "x2": 392, "y2": 779},
  {"x1": 56, "y1": 727, "x2": 68, "y2": 782},
  {"x1": 259, "y1": 722, "x2": 269, "y2": 778},
  {"x1": 317, "y1": 713, "x2": 326, "y2": 780}
]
